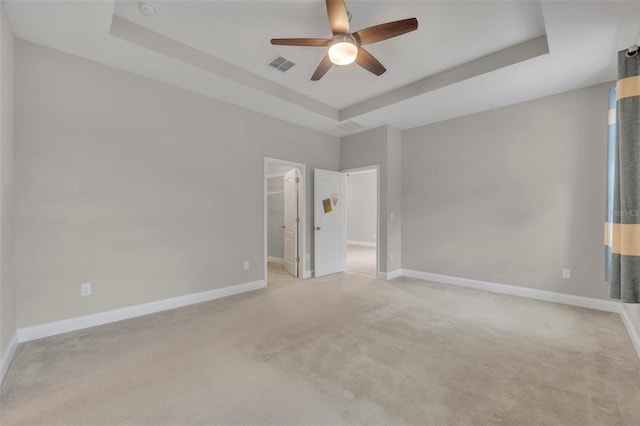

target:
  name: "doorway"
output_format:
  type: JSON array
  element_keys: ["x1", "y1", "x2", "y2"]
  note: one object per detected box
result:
[
  {"x1": 264, "y1": 158, "x2": 307, "y2": 284},
  {"x1": 344, "y1": 166, "x2": 379, "y2": 278}
]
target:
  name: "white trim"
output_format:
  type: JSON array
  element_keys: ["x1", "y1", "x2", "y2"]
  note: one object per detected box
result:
[
  {"x1": 347, "y1": 240, "x2": 377, "y2": 247},
  {"x1": 17, "y1": 280, "x2": 266, "y2": 343},
  {"x1": 267, "y1": 256, "x2": 284, "y2": 265},
  {"x1": 620, "y1": 306, "x2": 640, "y2": 359},
  {"x1": 343, "y1": 168, "x2": 376, "y2": 176},
  {"x1": 0, "y1": 332, "x2": 18, "y2": 384},
  {"x1": 342, "y1": 165, "x2": 379, "y2": 175},
  {"x1": 400, "y1": 269, "x2": 621, "y2": 313},
  {"x1": 378, "y1": 270, "x2": 402, "y2": 281},
  {"x1": 385, "y1": 269, "x2": 402, "y2": 280}
]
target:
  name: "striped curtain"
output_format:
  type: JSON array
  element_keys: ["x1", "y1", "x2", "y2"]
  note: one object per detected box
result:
[
  {"x1": 606, "y1": 48, "x2": 640, "y2": 303},
  {"x1": 605, "y1": 86, "x2": 616, "y2": 283}
]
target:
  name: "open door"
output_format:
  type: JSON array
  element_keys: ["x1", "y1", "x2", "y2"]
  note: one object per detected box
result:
[
  {"x1": 283, "y1": 169, "x2": 299, "y2": 277},
  {"x1": 314, "y1": 168, "x2": 346, "y2": 277}
]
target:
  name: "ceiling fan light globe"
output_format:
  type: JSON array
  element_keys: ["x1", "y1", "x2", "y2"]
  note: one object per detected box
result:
[{"x1": 328, "y1": 42, "x2": 358, "y2": 65}]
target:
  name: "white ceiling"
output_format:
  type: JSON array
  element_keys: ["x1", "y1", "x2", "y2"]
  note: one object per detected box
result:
[
  {"x1": 114, "y1": 0, "x2": 546, "y2": 109},
  {"x1": 4, "y1": 1, "x2": 640, "y2": 137}
]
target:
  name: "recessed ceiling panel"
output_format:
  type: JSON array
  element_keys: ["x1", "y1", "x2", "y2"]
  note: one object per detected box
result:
[
  {"x1": 113, "y1": 1, "x2": 546, "y2": 109},
  {"x1": 6, "y1": 1, "x2": 638, "y2": 137}
]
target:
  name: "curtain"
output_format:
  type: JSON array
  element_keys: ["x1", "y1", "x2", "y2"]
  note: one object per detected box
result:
[
  {"x1": 605, "y1": 86, "x2": 616, "y2": 283},
  {"x1": 606, "y1": 48, "x2": 640, "y2": 303}
]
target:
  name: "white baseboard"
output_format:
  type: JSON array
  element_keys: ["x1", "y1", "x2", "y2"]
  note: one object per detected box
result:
[
  {"x1": 378, "y1": 269, "x2": 402, "y2": 281},
  {"x1": 17, "y1": 280, "x2": 266, "y2": 343},
  {"x1": 620, "y1": 306, "x2": 640, "y2": 359},
  {"x1": 347, "y1": 240, "x2": 377, "y2": 247},
  {"x1": 400, "y1": 269, "x2": 621, "y2": 313},
  {"x1": 1, "y1": 332, "x2": 18, "y2": 385}
]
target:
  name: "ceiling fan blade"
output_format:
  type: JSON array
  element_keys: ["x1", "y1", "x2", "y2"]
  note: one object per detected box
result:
[
  {"x1": 311, "y1": 55, "x2": 333, "y2": 81},
  {"x1": 326, "y1": 0, "x2": 350, "y2": 35},
  {"x1": 353, "y1": 18, "x2": 418, "y2": 45},
  {"x1": 355, "y1": 47, "x2": 386, "y2": 76},
  {"x1": 271, "y1": 38, "x2": 331, "y2": 47}
]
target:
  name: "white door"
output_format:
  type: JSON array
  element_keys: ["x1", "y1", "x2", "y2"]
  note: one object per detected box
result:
[
  {"x1": 314, "y1": 168, "x2": 346, "y2": 277},
  {"x1": 283, "y1": 169, "x2": 299, "y2": 277}
]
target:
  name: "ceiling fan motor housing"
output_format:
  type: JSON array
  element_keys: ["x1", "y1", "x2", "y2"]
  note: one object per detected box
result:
[{"x1": 328, "y1": 34, "x2": 359, "y2": 65}]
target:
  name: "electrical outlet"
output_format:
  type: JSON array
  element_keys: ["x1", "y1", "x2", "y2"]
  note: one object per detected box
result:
[
  {"x1": 243, "y1": 261, "x2": 250, "y2": 270},
  {"x1": 80, "y1": 282, "x2": 91, "y2": 296},
  {"x1": 562, "y1": 268, "x2": 571, "y2": 279},
  {"x1": 390, "y1": 253, "x2": 394, "y2": 262}
]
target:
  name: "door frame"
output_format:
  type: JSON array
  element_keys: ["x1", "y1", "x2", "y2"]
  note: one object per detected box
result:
[
  {"x1": 341, "y1": 165, "x2": 380, "y2": 280},
  {"x1": 264, "y1": 157, "x2": 308, "y2": 284}
]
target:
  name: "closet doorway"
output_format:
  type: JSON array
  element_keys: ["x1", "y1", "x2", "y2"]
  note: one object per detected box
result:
[{"x1": 264, "y1": 158, "x2": 307, "y2": 282}]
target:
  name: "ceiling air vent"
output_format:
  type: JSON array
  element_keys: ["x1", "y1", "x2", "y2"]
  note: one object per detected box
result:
[
  {"x1": 268, "y1": 56, "x2": 296, "y2": 72},
  {"x1": 336, "y1": 121, "x2": 366, "y2": 133}
]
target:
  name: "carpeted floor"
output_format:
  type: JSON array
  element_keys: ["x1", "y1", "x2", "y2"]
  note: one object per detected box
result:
[
  {"x1": 346, "y1": 243, "x2": 377, "y2": 278},
  {"x1": 1, "y1": 263, "x2": 639, "y2": 425}
]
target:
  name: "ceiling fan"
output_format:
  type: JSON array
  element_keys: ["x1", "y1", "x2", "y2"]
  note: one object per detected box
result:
[{"x1": 271, "y1": 0, "x2": 418, "y2": 81}]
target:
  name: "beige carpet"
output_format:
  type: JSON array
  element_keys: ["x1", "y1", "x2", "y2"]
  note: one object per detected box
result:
[
  {"x1": 346, "y1": 243, "x2": 377, "y2": 278},
  {"x1": 1, "y1": 264, "x2": 639, "y2": 425}
]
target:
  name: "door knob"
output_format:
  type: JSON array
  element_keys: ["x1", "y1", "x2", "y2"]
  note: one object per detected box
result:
[
  {"x1": 316, "y1": 226, "x2": 321, "y2": 230},
  {"x1": 281, "y1": 226, "x2": 286, "y2": 229}
]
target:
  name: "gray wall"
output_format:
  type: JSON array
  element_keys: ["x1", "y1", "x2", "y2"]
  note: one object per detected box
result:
[
  {"x1": 7, "y1": 36, "x2": 639, "y2": 351},
  {"x1": 346, "y1": 171, "x2": 377, "y2": 244},
  {"x1": 0, "y1": 3, "x2": 16, "y2": 358},
  {"x1": 387, "y1": 127, "x2": 402, "y2": 272},
  {"x1": 402, "y1": 83, "x2": 612, "y2": 300},
  {"x1": 14, "y1": 40, "x2": 339, "y2": 328},
  {"x1": 341, "y1": 125, "x2": 402, "y2": 273}
]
